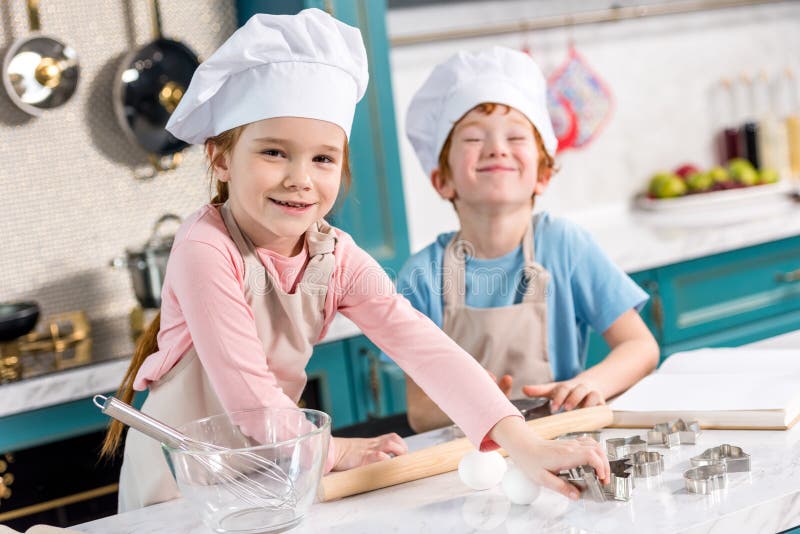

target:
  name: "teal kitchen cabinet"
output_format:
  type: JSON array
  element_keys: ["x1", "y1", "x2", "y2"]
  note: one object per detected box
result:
[
  {"x1": 346, "y1": 336, "x2": 407, "y2": 421},
  {"x1": 0, "y1": 394, "x2": 145, "y2": 455},
  {"x1": 586, "y1": 235, "x2": 800, "y2": 368},
  {"x1": 585, "y1": 269, "x2": 659, "y2": 368},
  {"x1": 657, "y1": 235, "x2": 800, "y2": 355},
  {"x1": 305, "y1": 340, "x2": 358, "y2": 429},
  {"x1": 236, "y1": 0, "x2": 411, "y2": 274},
  {"x1": 306, "y1": 335, "x2": 406, "y2": 431}
]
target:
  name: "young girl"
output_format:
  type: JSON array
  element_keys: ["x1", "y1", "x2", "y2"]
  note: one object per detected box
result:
[
  {"x1": 400, "y1": 47, "x2": 660, "y2": 432},
  {"x1": 102, "y1": 10, "x2": 610, "y2": 511}
]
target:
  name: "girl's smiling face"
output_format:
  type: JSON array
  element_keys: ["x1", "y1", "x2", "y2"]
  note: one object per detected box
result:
[
  {"x1": 211, "y1": 117, "x2": 345, "y2": 256},
  {"x1": 435, "y1": 106, "x2": 546, "y2": 214}
]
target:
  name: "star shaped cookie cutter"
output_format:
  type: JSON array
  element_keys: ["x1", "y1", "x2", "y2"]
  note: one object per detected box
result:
[
  {"x1": 684, "y1": 463, "x2": 727, "y2": 494},
  {"x1": 690, "y1": 444, "x2": 751, "y2": 473},
  {"x1": 647, "y1": 419, "x2": 701, "y2": 448},
  {"x1": 606, "y1": 435, "x2": 647, "y2": 460},
  {"x1": 559, "y1": 458, "x2": 635, "y2": 501}
]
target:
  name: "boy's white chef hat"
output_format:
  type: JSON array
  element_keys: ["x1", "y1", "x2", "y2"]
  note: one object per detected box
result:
[
  {"x1": 166, "y1": 8, "x2": 368, "y2": 144},
  {"x1": 405, "y1": 46, "x2": 557, "y2": 176}
]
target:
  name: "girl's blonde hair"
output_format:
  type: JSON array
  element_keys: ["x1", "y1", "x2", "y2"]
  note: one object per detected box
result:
[
  {"x1": 436, "y1": 102, "x2": 557, "y2": 197},
  {"x1": 100, "y1": 126, "x2": 352, "y2": 458}
]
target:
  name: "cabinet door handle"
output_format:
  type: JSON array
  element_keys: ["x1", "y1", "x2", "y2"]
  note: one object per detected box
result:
[
  {"x1": 360, "y1": 348, "x2": 383, "y2": 418},
  {"x1": 643, "y1": 280, "x2": 664, "y2": 339},
  {"x1": 775, "y1": 268, "x2": 800, "y2": 283},
  {"x1": 368, "y1": 353, "x2": 382, "y2": 418}
]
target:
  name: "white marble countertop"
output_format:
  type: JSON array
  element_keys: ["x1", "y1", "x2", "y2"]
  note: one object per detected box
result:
[
  {"x1": 75, "y1": 426, "x2": 800, "y2": 534},
  {"x1": 71, "y1": 331, "x2": 800, "y2": 534},
  {"x1": 3, "y1": 198, "x2": 799, "y2": 418}
]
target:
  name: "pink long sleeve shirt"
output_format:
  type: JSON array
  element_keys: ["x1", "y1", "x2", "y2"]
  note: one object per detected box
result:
[{"x1": 134, "y1": 205, "x2": 520, "y2": 463}]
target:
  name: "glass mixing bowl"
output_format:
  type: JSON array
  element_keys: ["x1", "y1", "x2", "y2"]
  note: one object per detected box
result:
[{"x1": 164, "y1": 407, "x2": 330, "y2": 534}]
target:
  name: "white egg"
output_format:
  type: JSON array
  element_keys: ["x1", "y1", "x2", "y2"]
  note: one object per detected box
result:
[
  {"x1": 458, "y1": 450, "x2": 507, "y2": 490},
  {"x1": 501, "y1": 466, "x2": 541, "y2": 505}
]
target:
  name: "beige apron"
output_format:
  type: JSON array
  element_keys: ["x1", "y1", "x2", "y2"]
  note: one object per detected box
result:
[
  {"x1": 442, "y1": 215, "x2": 553, "y2": 399},
  {"x1": 118, "y1": 202, "x2": 337, "y2": 512}
]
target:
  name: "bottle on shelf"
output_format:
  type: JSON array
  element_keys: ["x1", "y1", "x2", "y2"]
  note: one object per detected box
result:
[
  {"x1": 716, "y1": 78, "x2": 740, "y2": 164},
  {"x1": 755, "y1": 70, "x2": 791, "y2": 179},
  {"x1": 738, "y1": 73, "x2": 760, "y2": 170},
  {"x1": 783, "y1": 68, "x2": 800, "y2": 184}
]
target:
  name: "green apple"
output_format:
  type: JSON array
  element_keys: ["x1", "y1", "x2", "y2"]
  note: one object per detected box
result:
[
  {"x1": 653, "y1": 174, "x2": 687, "y2": 198},
  {"x1": 759, "y1": 168, "x2": 780, "y2": 184},
  {"x1": 734, "y1": 167, "x2": 759, "y2": 186},
  {"x1": 648, "y1": 172, "x2": 673, "y2": 196},
  {"x1": 707, "y1": 166, "x2": 729, "y2": 183},
  {"x1": 728, "y1": 158, "x2": 758, "y2": 185},
  {"x1": 686, "y1": 172, "x2": 714, "y2": 192}
]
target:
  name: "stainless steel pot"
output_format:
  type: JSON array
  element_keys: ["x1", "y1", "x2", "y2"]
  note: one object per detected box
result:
[
  {"x1": 112, "y1": 214, "x2": 181, "y2": 309},
  {"x1": 2, "y1": 0, "x2": 80, "y2": 117}
]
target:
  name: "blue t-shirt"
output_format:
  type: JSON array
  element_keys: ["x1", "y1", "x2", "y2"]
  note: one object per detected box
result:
[{"x1": 393, "y1": 212, "x2": 648, "y2": 381}]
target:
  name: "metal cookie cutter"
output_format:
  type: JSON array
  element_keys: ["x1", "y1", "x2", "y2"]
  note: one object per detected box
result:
[
  {"x1": 647, "y1": 419, "x2": 701, "y2": 448},
  {"x1": 560, "y1": 459, "x2": 635, "y2": 502},
  {"x1": 606, "y1": 435, "x2": 647, "y2": 460},
  {"x1": 690, "y1": 444, "x2": 751, "y2": 473},
  {"x1": 626, "y1": 450, "x2": 664, "y2": 477},
  {"x1": 684, "y1": 463, "x2": 727, "y2": 494}
]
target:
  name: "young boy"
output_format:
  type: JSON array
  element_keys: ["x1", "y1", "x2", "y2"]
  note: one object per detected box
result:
[{"x1": 401, "y1": 47, "x2": 659, "y2": 432}]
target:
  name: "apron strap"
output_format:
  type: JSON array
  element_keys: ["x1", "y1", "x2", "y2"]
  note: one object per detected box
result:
[
  {"x1": 301, "y1": 220, "x2": 337, "y2": 291},
  {"x1": 220, "y1": 202, "x2": 337, "y2": 294},
  {"x1": 521, "y1": 213, "x2": 550, "y2": 303},
  {"x1": 443, "y1": 214, "x2": 549, "y2": 308},
  {"x1": 220, "y1": 201, "x2": 267, "y2": 273},
  {"x1": 442, "y1": 234, "x2": 469, "y2": 309}
]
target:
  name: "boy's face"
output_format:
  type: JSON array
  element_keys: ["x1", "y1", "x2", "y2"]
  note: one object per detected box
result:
[{"x1": 434, "y1": 107, "x2": 547, "y2": 213}]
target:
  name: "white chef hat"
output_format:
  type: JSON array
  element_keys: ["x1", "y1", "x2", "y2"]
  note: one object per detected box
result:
[
  {"x1": 405, "y1": 46, "x2": 557, "y2": 177},
  {"x1": 166, "y1": 8, "x2": 368, "y2": 144}
]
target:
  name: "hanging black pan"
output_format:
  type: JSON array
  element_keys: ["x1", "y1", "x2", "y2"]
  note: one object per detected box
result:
[
  {"x1": 2, "y1": 0, "x2": 79, "y2": 117},
  {"x1": 113, "y1": 0, "x2": 199, "y2": 175}
]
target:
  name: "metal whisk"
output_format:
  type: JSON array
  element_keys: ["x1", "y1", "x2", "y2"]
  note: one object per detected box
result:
[{"x1": 93, "y1": 395, "x2": 297, "y2": 508}]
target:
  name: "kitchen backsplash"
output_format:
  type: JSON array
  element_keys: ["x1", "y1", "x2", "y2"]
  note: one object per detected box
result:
[
  {"x1": 388, "y1": 1, "x2": 800, "y2": 252},
  {"x1": 0, "y1": 1, "x2": 236, "y2": 362}
]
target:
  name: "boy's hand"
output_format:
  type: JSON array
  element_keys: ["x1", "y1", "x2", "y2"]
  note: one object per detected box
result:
[
  {"x1": 488, "y1": 371, "x2": 513, "y2": 397},
  {"x1": 330, "y1": 434, "x2": 408, "y2": 471},
  {"x1": 522, "y1": 380, "x2": 605, "y2": 412}
]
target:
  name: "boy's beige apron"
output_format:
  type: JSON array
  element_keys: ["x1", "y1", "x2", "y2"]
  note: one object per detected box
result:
[
  {"x1": 118, "y1": 202, "x2": 337, "y2": 512},
  {"x1": 441, "y1": 215, "x2": 553, "y2": 399}
]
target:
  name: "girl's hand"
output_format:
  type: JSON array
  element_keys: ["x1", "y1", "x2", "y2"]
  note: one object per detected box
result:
[
  {"x1": 330, "y1": 434, "x2": 408, "y2": 471},
  {"x1": 522, "y1": 380, "x2": 605, "y2": 412},
  {"x1": 490, "y1": 416, "x2": 610, "y2": 500}
]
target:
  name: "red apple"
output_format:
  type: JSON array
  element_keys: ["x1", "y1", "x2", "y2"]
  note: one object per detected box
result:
[{"x1": 674, "y1": 163, "x2": 701, "y2": 179}]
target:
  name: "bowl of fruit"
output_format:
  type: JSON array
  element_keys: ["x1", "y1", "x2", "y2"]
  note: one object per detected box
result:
[{"x1": 636, "y1": 159, "x2": 785, "y2": 211}]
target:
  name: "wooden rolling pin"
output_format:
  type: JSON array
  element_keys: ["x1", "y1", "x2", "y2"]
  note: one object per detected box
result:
[{"x1": 319, "y1": 404, "x2": 613, "y2": 501}]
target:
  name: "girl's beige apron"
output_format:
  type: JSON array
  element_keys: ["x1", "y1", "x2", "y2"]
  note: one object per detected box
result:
[
  {"x1": 441, "y1": 215, "x2": 554, "y2": 399},
  {"x1": 118, "y1": 202, "x2": 336, "y2": 511}
]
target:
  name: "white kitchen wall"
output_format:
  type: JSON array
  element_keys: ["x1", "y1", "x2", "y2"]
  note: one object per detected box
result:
[{"x1": 388, "y1": 1, "x2": 800, "y2": 253}]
